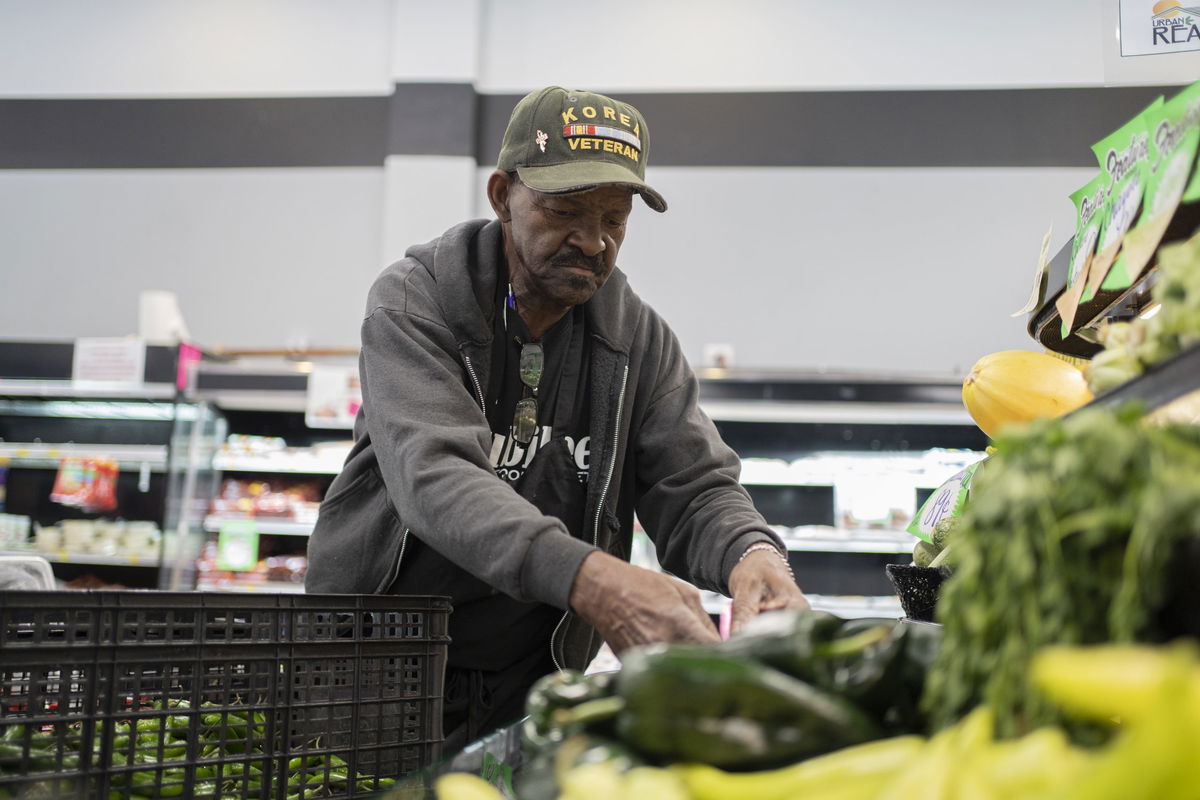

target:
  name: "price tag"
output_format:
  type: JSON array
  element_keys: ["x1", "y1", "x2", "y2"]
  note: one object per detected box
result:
[
  {"x1": 72, "y1": 337, "x2": 146, "y2": 386},
  {"x1": 216, "y1": 521, "x2": 260, "y2": 572},
  {"x1": 305, "y1": 365, "x2": 362, "y2": 429}
]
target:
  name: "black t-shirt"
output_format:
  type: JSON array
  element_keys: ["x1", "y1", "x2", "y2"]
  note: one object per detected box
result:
[
  {"x1": 446, "y1": 282, "x2": 592, "y2": 671},
  {"x1": 485, "y1": 286, "x2": 591, "y2": 490}
]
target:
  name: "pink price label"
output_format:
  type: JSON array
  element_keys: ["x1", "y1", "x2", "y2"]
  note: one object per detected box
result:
[{"x1": 177, "y1": 343, "x2": 202, "y2": 391}]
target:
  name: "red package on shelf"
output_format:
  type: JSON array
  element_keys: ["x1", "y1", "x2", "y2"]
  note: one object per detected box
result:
[
  {"x1": 84, "y1": 458, "x2": 119, "y2": 513},
  {"x1": 51, "y1": 457, "x2": 87, "y2": 506},
  {"x1": 52, "y1": 457, "x2": 119, "y2": 512}
]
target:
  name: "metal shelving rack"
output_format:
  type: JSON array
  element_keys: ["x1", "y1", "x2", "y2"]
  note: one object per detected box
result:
[{"x1": 0, "y1": 340, "x2": 223, "y2": 589}]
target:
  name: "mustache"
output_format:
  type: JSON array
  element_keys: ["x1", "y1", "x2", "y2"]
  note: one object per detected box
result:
[{"x1": 549, "y1": 248, "x2": 604, "y2": 273}]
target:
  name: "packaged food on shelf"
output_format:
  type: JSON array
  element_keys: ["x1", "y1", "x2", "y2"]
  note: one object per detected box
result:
[
  {"x1": 49, "y1": 456, "x2": 119, "y2": 512},
  {"x1": 209, "y1": 476, "x2": 323, "y2": 522},
  {"x1": 0, "y1": 513, "x2": 31, "y2": 550}
]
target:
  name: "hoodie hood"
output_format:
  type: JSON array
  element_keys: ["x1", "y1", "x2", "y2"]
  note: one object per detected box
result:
[{"x1": 404, "y1": 218, "x2": 643, "y2": 357}]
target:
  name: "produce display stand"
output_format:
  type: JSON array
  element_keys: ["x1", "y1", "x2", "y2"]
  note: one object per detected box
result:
[
  {"x1": 1085, "y1": 340, "x2": 1200, "y2": 416},
  {"x1": 0, "y1": 591, "x2": 450, "y2": 799},
  {"x1": 1026, "y1": 204, "x2": 1200, "y2": 358}
]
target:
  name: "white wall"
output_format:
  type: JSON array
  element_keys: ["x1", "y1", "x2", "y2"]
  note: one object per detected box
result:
[
  {"x1": 0, "y1": 0, "x2": 394, "y2": 97},
  {"x1": 478, "y1": 0, "x2": 1105, "y2": 92},
  {"x1": 610, "y1": 166, "x2": 1094, "y2": 374},
  {"x1": 0, "y1": 169, "x2": 382, "y2": 348}
]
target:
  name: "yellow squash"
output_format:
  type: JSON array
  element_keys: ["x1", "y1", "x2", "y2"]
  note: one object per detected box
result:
[{"x1": 962, "y1": 350, "x2": 1093, "y2": 438}]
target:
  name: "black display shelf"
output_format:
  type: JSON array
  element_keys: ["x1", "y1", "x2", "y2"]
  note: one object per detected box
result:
[
  {"x1": 1028, "y1": 203, "x2": 1200, "y2": 357},
  {"x1": 1087, "y1": 341, "x2": 1200, "y2": 413},
  {"x1": 698, "y1": 371, "x2": 962, "y2": 406},
  {"x1": 0, "y1": 340, "x2": 183, "y2": 384}
]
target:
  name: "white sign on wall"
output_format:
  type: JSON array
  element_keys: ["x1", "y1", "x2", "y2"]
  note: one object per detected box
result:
[
  {"x1": 1120, "y1": 0, "x2": 1200, "y2": 56},
  {"x1": 305, "y1": 365, "x2": 362, "y2": 430},
  {"x1": 72, "y1": 337, "x2": 146, "y2": 386}
]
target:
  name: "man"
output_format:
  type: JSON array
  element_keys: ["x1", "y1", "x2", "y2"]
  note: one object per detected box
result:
[{"x1": 306, "y1": 87, "x2": 806, "y2": 748}]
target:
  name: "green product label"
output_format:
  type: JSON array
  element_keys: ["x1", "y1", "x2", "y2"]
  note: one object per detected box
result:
[
  {"x1": 1144, "y1": 80, "x2": 1200, "y2": 214},
  {"x1": 481, "y1": 752, "x2": 516, "y2": 799},
  {"x1": 216, "y1": 521, "x2": 259, "y2": 572},
  {"x1": 907, "y1": 461, "x2": 984, "y2": 544},
  {"x1": 1164, "y1": 79, "x2": 1200, "y2": 205},
  {"x1": 1090, "y1": 96, "x2": 1162, "y2": 293},
  {"x1": 1067, "y1": 173, "x2": 1107, "y2": 289}
]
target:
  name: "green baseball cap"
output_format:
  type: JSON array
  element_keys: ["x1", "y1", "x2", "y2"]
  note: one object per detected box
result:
[{"x1": 497, "y1": 87, "x2": 667, "y2": 213}]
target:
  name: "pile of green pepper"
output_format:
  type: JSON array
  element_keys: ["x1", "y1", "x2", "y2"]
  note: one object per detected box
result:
[
  {"x1": 0, "y1": 699, "x2": 396, "y2": 799},
  {"x1": 517, "y1": 609, "x2": 941, "y2": 799}
]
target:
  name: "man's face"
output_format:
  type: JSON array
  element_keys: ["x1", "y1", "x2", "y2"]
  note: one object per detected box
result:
[{"x1": 502, "y1": 177, "x2": 634, "y2": 309}]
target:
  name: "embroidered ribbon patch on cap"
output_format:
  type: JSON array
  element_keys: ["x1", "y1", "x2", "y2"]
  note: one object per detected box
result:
[{"x1": 562, "y1": 124, "x2": 641, "y2": 150}]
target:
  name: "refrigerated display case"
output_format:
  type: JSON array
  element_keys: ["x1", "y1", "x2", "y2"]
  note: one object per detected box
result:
[{"x1": 0, "y1": 340, "x2": 223, "y2": 589}]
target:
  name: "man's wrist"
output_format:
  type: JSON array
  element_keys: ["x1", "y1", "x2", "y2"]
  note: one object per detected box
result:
[
  {"x1": 721, "y1": 531, "x2": 782, "y2": 590},
  {"x1": 734, "y1": 542, "x2": 795, "y2": 581},
  {"x1": 567, "y1": 550, "x2": 620, "y2": 619}
]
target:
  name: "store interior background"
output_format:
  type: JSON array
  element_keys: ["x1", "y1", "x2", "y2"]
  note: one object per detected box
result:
[{"x1": 4, "y1": 0, "x2": 1196, "y2": 376}]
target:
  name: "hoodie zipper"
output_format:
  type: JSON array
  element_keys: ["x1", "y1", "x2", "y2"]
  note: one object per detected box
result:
[
  {"x1": 462, "y1": 351, "x2": 486, "y2": 411},
  {"x1": 550, "y1": 364, "x2": 629, "y2": 671},
  {"x1": 377, "y1": 528, "x2": 411, "y2": 593}
]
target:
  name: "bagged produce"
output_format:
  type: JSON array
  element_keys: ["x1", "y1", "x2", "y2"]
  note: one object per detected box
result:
[
  {"x1": 1058, "y1": 172, "x2": 1108, "y2": 334},
  {"x1": 1087, "y1": 96, "x2": 1162, "y2": 294}
]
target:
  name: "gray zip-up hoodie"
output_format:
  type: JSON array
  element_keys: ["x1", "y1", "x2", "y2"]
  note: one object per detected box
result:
[{"x1": 306, "y1": 218, "x2": 782, "y2": 670}]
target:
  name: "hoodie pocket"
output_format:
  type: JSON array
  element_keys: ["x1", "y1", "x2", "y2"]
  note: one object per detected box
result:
[{"x1": 306, "y1": 465, "x2": 404, "y2": 594}]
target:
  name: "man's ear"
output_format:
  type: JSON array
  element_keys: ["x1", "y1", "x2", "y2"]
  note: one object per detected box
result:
[{"x1": 487, "y1": 170, "x2": 514, "y2": 223}]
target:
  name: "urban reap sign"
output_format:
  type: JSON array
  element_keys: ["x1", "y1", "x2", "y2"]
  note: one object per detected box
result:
[{"x1": 1121, "y1": 0, "x2": 1200, "y2": 57}]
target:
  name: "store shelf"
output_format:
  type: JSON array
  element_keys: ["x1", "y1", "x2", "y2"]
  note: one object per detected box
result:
[
  {"x1": 195, "y1": 578, "x2": 307, "y2": 593},
  {"x1": 1028, "y1": 203, "x2": 1200, "y2": 357},
  {"x1": 0, "y1": 379, "x2": 178, "y2": 400},
  {"x1": 781, "y1": 529, "x2": 916, "y2": 555},
  {"x1": 0, "y1": 442, "x2": 168, "y2": 471},
  {"x1": 212, "y1": 452, "x2": 346, "y2": 475},
  {"x1": 739, "y1": 453, "x2": 982, "y2": 489},
  {"x1": 0, "y1": 549, "x2": 160, "y2": 567},
  {"x1": 202, "y1": 516, "x2": 315, "y2": 536},
  {"x1": 808, "y1": 593, "x2": 904, "y2": 619},
  {"x1": 699, "y1": 590, "x2": 903, "y2": 620},
  {"x1": 702, "y1": 400, "x2": 972, "y2": 426},
  {"x1": 1088, "y1": 341, "x2": 1200, "y2": 415}
]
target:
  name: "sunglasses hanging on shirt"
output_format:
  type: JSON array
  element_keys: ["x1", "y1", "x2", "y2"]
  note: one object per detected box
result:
[{"x1": 513, "y1": 342, "x2": 544, "y2": 445}]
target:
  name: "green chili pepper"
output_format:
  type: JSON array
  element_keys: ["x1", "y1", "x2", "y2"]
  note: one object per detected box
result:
[
  {"x1": 523, "y1": 669, "x2": 617, "y2": 749},
  {"x1": 615, "y1": 643, "x2": 879, "y2": 770},
  {"x1": 717, "y1": 608, "x2": 843, "y2": 682}
]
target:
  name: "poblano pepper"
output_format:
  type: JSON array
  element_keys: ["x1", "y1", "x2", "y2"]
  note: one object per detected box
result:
[
  {"x1": 614, "y1": 643, "x2": 879, "y2": 770},
  {"x1": 720, "y1": 608, "x2": 942, "y2": 735},
  {"x1": 522, "y1": 669, "x2": 617, "y2": 751}
]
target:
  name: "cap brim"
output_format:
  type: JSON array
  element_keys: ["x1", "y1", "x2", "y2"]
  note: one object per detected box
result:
[{"x1": 516, "y1": 162, "x2": 667, "y2": 213}]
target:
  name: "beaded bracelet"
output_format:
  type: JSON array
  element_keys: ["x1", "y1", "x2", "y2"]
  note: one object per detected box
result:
[{"x1": 737, "y1": 542, "x2": 795, "y2": 580}]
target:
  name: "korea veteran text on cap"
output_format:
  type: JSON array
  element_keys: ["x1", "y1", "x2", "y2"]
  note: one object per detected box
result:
[{"x1": 497, "y1": 87, "x2": 667, "y2": 213}]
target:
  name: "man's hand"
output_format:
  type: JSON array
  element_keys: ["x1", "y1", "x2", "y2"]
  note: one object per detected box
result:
[
  {"x1": 728, "y1": 546, "x2": 809, "y2": 634},
  {"x1": 568, "y1": 550, "x2": 720, "y2": 654}
]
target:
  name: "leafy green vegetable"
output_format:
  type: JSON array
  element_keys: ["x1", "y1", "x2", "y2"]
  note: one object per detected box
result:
[{"x1": 922, "y1": 404, "x2": 1200, "y2": 741}]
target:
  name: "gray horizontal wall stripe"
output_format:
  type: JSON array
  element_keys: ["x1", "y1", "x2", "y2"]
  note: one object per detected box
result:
[
  {"x1": 477, "y1": 86, "x2": 1175, "y2": 168},
  {"x1": 0, "y1": 84, "x2": 1179, "y2": 170},
  {"x1": 0, "y1": 96, "x2": 389, "y2": 168}
]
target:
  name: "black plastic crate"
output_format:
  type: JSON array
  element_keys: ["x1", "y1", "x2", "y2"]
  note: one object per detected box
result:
[{"x1": 0, "y1": 591, "x2": 450, "y2": 799}]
